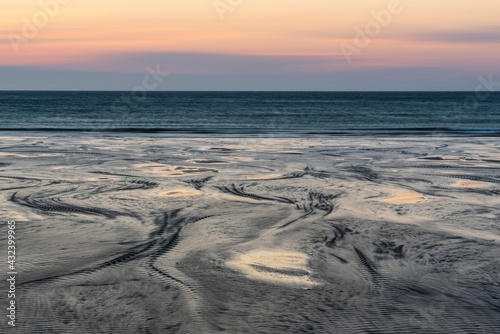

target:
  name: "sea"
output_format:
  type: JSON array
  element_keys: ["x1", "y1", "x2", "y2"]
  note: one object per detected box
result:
[{"x1": 1, "y1": 91, "x2": 500, "y2": 136}]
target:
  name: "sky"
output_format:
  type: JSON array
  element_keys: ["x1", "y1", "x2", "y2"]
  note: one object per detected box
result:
[{"x1": 1, "y1": 0, "x2": 499, "y2": 90}]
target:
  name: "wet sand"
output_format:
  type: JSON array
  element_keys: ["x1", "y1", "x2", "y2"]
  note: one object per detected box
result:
[{"x1": 1, "y1": 135, "x2": 500, "y2": 333}]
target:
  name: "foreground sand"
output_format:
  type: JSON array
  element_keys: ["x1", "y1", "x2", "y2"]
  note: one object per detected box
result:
[{"x1": 1, "y1": 135, "x2": 499, "y2": 333}]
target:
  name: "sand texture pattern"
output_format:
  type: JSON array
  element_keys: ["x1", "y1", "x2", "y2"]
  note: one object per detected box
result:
[{"x1": 0, "y1": 135, "x2": 499, "y2": 333}]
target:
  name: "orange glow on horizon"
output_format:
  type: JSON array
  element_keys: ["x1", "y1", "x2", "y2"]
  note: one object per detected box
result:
[{"x1": 2, "y1": 0, "x2": 500, "y2": 74}]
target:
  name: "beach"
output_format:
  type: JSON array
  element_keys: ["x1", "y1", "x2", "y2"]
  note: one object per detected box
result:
[{"x1": 0, "y1": 134, "x2": 499, "y2": 333}]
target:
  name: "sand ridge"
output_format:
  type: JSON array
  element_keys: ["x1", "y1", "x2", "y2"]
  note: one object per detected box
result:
[
  {"x1": 382, "y1": 190, "x2": 427, "y2": 204},
  {"x1": 227, "y1": 249, "x2": 318, "y2": 286},
  {"x1": 453, "y1": 180, "x2": 495, "y2": 188}
]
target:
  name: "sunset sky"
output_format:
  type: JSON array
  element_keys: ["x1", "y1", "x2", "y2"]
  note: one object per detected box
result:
[{"x1": 1, "y1": 0, "x2": 499, "y2": 90}]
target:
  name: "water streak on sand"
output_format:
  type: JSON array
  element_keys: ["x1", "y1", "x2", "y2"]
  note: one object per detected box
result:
[
  {"x1": 0, "y1": 152, "x2": 33, "y2": 157},
  {"x1": 247, "y1": 174, "x2": 282, "y2": 180},
  {"x1": 133, "y1": 163, "x2": 219, "y2": 177}
]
